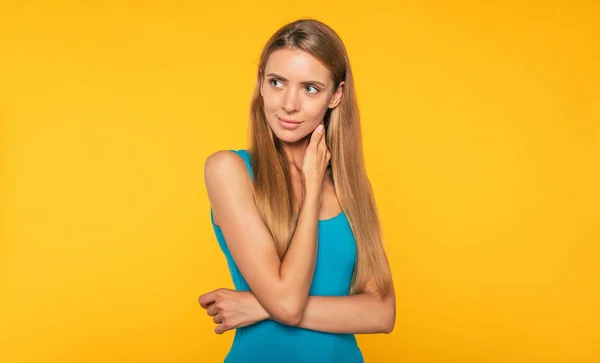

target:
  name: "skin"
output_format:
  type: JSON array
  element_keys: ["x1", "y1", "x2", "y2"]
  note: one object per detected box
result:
[{"x1": 200, "y1": 48, "x2": 395, "y2": 335}]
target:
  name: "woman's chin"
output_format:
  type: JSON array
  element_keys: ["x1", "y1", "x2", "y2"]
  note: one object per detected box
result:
[{"x1": 272, "y1": 129, "x2": 310, "y2": 144}]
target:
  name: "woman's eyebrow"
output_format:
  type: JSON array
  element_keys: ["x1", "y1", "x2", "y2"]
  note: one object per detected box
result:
[{"x1": 266, "y1": 73, "x2": 327, "y2": 88}]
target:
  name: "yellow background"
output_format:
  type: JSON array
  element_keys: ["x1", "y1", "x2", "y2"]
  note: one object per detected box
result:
[{"x1": 1, "y1": 1, "x2": 598, "y2": 362}]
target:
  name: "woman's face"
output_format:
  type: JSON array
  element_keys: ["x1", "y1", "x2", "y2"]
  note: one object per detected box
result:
[{"x1": 260, "y1": 48, "x2": 344, "y2": 144}]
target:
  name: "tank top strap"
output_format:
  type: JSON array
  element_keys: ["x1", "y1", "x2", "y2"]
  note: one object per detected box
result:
[{"x1": 229, "y1": 149, "x2": 253, "y2": 180}]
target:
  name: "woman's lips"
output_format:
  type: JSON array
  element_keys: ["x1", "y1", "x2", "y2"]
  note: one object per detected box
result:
[{"x1": 278, "y1": 117, "x2": 303, "y2": 130}]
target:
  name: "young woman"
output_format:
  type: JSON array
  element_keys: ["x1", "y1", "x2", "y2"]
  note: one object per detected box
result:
[{"x1": 200, "y1": 19, "x2": 395, "y2": 363}]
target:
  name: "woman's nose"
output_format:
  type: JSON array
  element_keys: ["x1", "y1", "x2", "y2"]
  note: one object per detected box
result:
[{"x1": 282, "y1": 88, "x2": 300, "y2": 113}]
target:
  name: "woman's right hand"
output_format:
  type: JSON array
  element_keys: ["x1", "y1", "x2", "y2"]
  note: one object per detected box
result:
[{"x1": 302, "y1": 124, "x2": 331, "y2": 197}]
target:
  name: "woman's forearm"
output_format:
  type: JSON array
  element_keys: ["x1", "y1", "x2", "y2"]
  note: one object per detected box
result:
[
  {"x1": 276, "y1": 191, "x2": 321, "y2": 323},
  {"x1": 252, "y1": 291, "x2": 395, "y2": 334},
  {"x1": 296, "y1": 293, "x2": 395, "y2": 334}
]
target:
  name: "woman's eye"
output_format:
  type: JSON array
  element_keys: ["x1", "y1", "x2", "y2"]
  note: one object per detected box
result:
[
  {"x1": 270, "y1": 79, "x2": 283, "y2": 88},
  {"x1": 305, "y1": 85, "x2": 319, "y2": 94}
]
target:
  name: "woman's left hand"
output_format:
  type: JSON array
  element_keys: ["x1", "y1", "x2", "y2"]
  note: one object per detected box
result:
[{"x1": 198, "y1": 288, "x2": 270, "y2": 334}]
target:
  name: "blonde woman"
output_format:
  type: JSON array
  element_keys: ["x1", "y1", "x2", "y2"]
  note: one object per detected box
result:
[{"x1": 199, "y1": 19, "x2": 395, "y2": 363}]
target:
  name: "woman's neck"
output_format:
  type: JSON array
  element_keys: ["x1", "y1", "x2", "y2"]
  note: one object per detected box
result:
[{"x1": 281, "y1": 138, "x2": 310, "y2": 172}]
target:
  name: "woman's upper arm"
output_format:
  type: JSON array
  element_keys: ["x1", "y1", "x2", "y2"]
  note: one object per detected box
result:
[{"x1": 204, "y1": 151, "x2": 287, "y2": 313}]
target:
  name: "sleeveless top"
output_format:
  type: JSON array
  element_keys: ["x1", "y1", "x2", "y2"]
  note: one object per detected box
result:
[{"x1": 209, "y1": 149, "x2": 364, "y2": 363}]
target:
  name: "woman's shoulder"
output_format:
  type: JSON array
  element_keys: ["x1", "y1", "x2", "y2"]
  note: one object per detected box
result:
[
  {"x1": 204, "y1": 149, "x2": 252, "y2": 181},
  {"x1": 205, "y1": 149, "x2": 244, "y2": 171},
  {"x1": 204, "y1": 150, "x2": 253, "y2": 227}
]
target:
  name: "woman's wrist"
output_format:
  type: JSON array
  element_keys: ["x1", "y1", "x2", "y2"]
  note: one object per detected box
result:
[
  {"x1": 301, "y1": 188, "x2": 322, "y2": 214},
  {"x1": 245, "y1": 291, "x2": 271, "y2": 322}
]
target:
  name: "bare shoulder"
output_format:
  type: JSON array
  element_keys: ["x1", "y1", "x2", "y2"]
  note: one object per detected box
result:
[
  {"x1": 204, "y1": 150, "x2": 247, "y2": 178},
  {"x1": 204, "y1": 150, "x2": 253, "y2": 225}
]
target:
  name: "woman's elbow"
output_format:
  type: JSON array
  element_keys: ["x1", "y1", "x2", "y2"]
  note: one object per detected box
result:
[
  {"x1": 381, "y1": 316, "x2": 395, "y2": 334},
  {"x1": 276, "y1": 312, "x2": 303, "y2": 326},
  {"x1": 380, "y1": 301, "x2": 396, "y2": 334},
  {"x1": 271, "y1": 301, "x2": 304, "y2": 326}
]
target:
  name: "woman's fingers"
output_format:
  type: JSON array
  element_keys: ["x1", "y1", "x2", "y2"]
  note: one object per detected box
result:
[
  {"x1": 302, "y1": 123, "x2": 330, "y2": 194},
  {"x1": 318, "y1": 128, "x2": 327, "y2": 152},
  {"x1": 212, "y1": 312, "x2": 224, "y2": 324},
  {"x1": 309, "y1": 124, "x2": 324, "y2": 149},
  {"x1": 206, "y1": 303, "x2": 218, "y2": 317},
  {"x1": 214, "y1": 322, "x2": 228, "y2": 334},
  {"x1": 198, "y1": 289, "x2": 219, "y2": 308}
]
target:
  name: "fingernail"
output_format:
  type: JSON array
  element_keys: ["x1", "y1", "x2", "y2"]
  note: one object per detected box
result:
[{"x1": 317, "y1": 125, "x2": 324, "y2": 133}]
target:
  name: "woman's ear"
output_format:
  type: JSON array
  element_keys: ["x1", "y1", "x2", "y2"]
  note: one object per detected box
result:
[
  {"x1": 258, "y1": 73, "x2": 265, "y2": 97},
  {"x1": 328, "y1": 81, "x2": 345, "y2": 109}
]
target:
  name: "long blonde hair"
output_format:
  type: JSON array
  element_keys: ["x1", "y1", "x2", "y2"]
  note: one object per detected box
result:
[{"x1": 249, "y1": 19, "x2": 392, "y2": 296}]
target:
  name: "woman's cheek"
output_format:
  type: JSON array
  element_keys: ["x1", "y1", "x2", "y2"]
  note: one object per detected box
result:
[{"x1": 304, "y1": 101, "x2": 328, "y2": 123}]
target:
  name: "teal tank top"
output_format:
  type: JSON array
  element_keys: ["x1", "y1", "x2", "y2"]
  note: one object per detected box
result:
[{"x1": 209, "y1": 149, "x2": 364, "y2": 363}]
